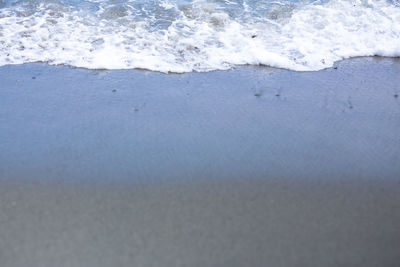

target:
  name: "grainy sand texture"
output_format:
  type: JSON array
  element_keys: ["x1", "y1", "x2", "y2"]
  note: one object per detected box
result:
[{"x1": 1, "y1": 57, "x2": 400, "y2": 266}]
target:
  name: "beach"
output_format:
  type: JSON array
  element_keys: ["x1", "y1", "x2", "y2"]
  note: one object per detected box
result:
[
  {"x1": 1, "y1": 57, "x2": 400, "y2": 266},
  {"x1": 1, "y1": 57, "x2": 400, "y2": 181}
]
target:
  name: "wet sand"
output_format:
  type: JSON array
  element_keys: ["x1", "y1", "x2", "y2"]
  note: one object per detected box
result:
[{"x1": 0, "y1": 57, "x2": 400, "y2": 266}]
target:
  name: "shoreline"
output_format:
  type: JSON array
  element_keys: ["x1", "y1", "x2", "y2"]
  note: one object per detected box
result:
[{"x1": 2, "y1": 55, "x2": 399, "y2": 74}]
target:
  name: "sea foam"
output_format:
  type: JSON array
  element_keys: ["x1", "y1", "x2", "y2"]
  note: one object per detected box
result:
[{"x1": 0, "y1": 0, "x2": 399, "y2": 72}]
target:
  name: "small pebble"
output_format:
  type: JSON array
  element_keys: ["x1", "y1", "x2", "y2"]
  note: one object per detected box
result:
[
  {"x1": 32, "y1": 76, "x2": 36, "y2": 79},
  {"x1": 275, "y1": 93, "x2": 280, "y2": 97},
  {"x1": 254, "y1": 93, "x2": 262, "y2": 97},
  {"x1": 394, "y1": 94, "x2": 398, "y2": 98},
  {"x1": 112, "y1": 89, "x2": 117, "y2": 92},
  {"x1": 333, "y1": 67, "x2": 338, "y2": 70}
]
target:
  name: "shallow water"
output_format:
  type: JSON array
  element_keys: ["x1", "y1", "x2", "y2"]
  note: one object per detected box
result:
[{"x1": 0, "y1": 0, "x2": 399, "y2": 72}]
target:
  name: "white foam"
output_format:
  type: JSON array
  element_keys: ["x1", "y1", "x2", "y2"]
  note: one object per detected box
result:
[{"x1": 0, "y1": 0, "x2": 399, "y2": 72}]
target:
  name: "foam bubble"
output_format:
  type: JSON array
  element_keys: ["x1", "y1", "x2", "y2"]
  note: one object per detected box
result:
[{"x1": 0, "y1": 0, "x2": 399, "y2": 72}]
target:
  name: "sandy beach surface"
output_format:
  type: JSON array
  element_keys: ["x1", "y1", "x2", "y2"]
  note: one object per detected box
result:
[{"x1": 1, "y1": 57, "x2": 400, "y2": 266}]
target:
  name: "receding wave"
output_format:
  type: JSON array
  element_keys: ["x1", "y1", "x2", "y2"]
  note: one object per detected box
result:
[{"x1": 0, "y1": 0, "x2": 399, "y2": 72}]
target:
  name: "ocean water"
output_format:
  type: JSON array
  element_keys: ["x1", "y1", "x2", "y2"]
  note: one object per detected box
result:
[{"x1": 0, "y1": 0, "x2": 399, "y2": 72}]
